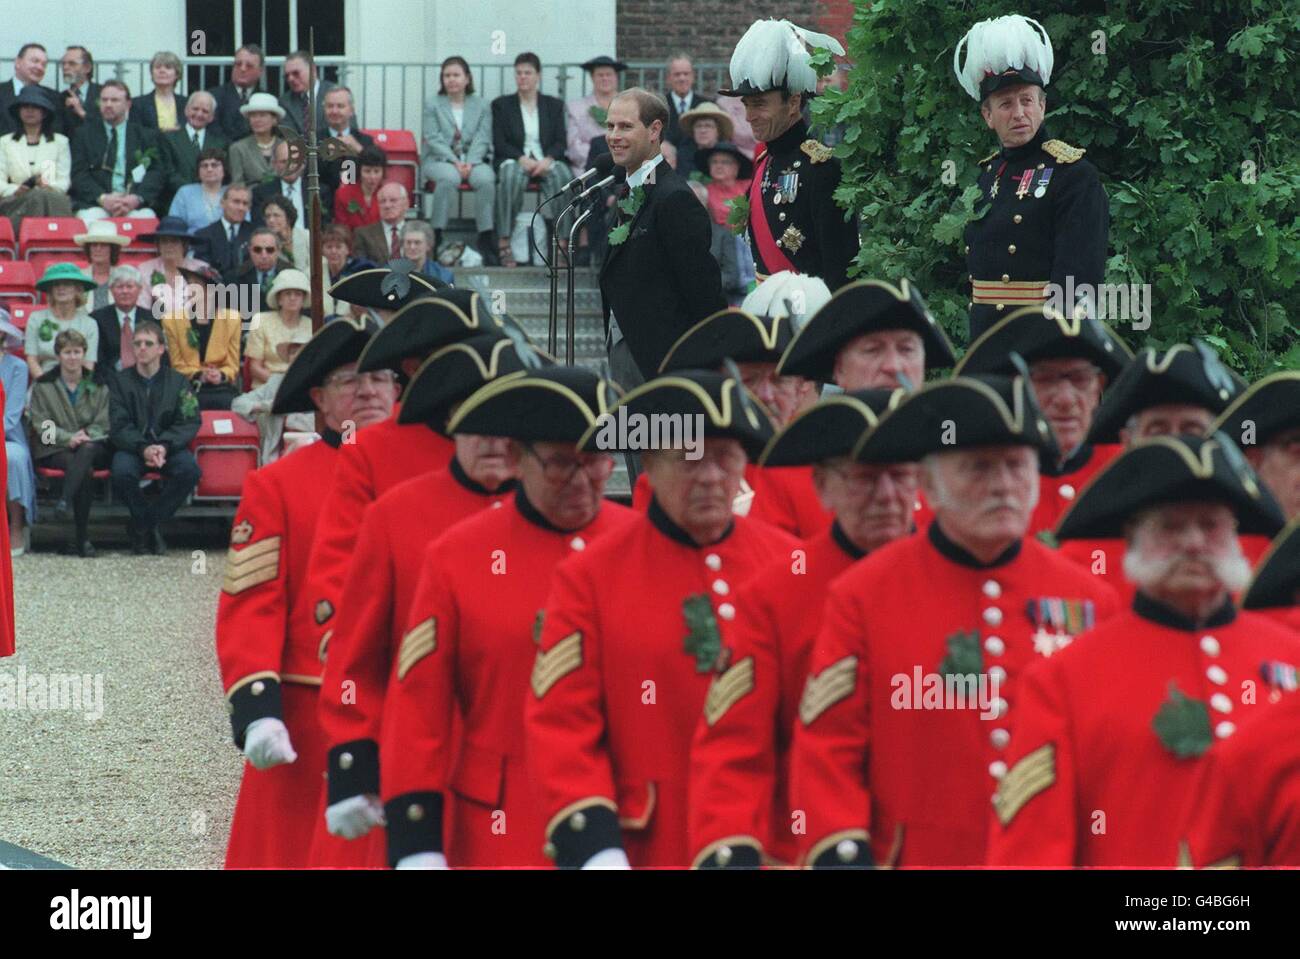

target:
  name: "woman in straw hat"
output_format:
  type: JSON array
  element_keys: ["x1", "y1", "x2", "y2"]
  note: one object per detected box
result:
[
  {"x1": 24, "y1": 262, "x2": 99, "y2": 379},
  {"x1": 246, "y1": 268, "x2": 311, "y2": 389},
  {"x1": 228, "y1": 92, "x2": 286, "y2": 187},
  {"x1": 73, "y1": 220, "x2": 132, "y2": 312},
  {"x1": 0, "y1": 85, "x2": 74, "y2": 226},
  {"x1": 674, "y1": 99, "x2": 734, "y2": 178}
]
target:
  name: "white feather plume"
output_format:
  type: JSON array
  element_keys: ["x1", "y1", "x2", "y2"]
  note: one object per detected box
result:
[
  {"x1": 953, "y1": 14, "x2": 1053, "y2": 100},
  {"x1": 729, "y1": 18, "x2": 846, "y2": 94},
  {"x1": 742, "y1": 271, "x2": 832, "y2": 333}
]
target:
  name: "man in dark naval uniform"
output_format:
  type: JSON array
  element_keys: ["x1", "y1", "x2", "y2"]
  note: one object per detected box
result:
[
  {"x1": 717, "y1": 18, "x2": 859, "y2": 290},
  {"x1": 954, "y1": 14, "x2": 1109, "y2": 341}
]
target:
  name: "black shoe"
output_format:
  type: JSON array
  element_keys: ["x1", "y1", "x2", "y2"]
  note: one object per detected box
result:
[
  {"x1": 477, "y1": 231, "x2": 500, "y2": 266},
  {"x1": 129, "y1": 526, "x2": 147, "y2": 555},
  {"x1": 149, "y1": 527, "x2": 167, "y2": 555},
  {"x1": 76, "y1": 540, "x2": 97, "y2": 558}
]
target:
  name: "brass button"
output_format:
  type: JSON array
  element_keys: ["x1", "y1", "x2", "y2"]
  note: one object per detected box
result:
[
  {"x1": 964, "y1": 245, "x2": 970, "y2": 254},
  {"x1": 1013, "y1": 214, "x2": 1022, "y2": 224},
  {"x1": 996, "y1": 303, "x2": 1005, "y2": 311},
  {"x1": 779, "y1": 212, "x2": 786, "y2": 221},
  {"x1": 407, "y1": 803, "x2": 424, "y2": 822},
  {"x1": 544, "y1": 842, "x2": 558, "y2": 860},
  {"x1": 571, "y1": 811, "x2": 587, "y2": 832},
  {"x1": 251, "y1": 681, "x2": 265, "y2": 696},
  {"x1": 1007, "y1": 244, "x2": 1016, "y2": 254},
  {"x1": 339, "y1": 752, "x2": 354, "y2": 770},
  {"x1": 1001, "y1": 274, "x2": 1010, "y2": 282},
  {"x1": 793, "y1": 160, "x2": 801, "y2": 168},
  {"x1": 717, "y1": 846, "x2": 733, "y2": 866},
  {"x1": 1037, "y1": 163, "x2": 1045, "y2": 169},
  {"x1": 967, "y1": 301, "x2": 973, "y2": 309},
  {"x1": 836, "y1": 840, "x2": 857, "y2": 863}
]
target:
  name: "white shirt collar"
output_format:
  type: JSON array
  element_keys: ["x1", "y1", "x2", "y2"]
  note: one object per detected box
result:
[
  {"x1": 625, "y1": 154, "x2": 663, "y2": 190},
  {"x1": 186, "y1": 124, "x2": 202, "y2": 140}
]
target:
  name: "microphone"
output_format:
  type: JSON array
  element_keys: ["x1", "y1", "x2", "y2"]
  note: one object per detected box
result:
[
  {"x1": 556, "y1": 153, "x2": 616, "y2": 194},
  {"x1": 575, "y1": 170, "x2": 619, "y2": 202}
]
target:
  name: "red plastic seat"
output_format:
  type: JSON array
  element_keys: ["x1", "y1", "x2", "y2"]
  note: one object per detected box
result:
[
  {"x1": 0, "y1": 260, "x2": 37, "y2": 307},
  {"x1": 366, "y1": 129, "x2": 420, "y2": 209},
  {"x1": 0, "y1": 219, "x2": 15, "y2": 259},
  {"x1": 18, "y1": 217, "x2": 86, "y2": 258},
  {"x1": 8, "y1": 303, "x2": 35, "y2": 329},
  {"x1": 190, "y1": 410, "x2": 260, "y2": 500},
  {"x1": 103, "y1": 217, "x2": 160, "y2": 250}
]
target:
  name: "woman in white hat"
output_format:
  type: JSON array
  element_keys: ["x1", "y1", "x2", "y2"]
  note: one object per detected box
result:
[
  {"x1": 73, "y1": 220, "x2": 132, "y2": 312},
  {"x1": 245, "y1": 268, "x2": 310, "y2": 389},
  {"x1": 0, "y1": 312, "x2": 36, "y2": 555},
  {"x1": 229, "y1": 91, "x2": 286, "y2": 186}
]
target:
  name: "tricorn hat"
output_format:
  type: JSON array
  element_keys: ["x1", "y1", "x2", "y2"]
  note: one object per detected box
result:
[
  {"x1": 761, "y1": 388, "x2": 908, "y2": 466},
  {"x1": 271, "y1": 315, "x2": 376, "y2": 414},
  {"x1": 1055, "y1": 433, "x2": 1285, "y2": 540},
  {"x1": 955, "y1": 306, "x2": 1132, "y2": 380},
  {"x1": 659, "y1": 308, "x2": 793, "y2": 373},
  {"x1": 356, "y1": 289, "x2": 528, "y2": 373},
  {"x1": 1210, "y1": 371, "x2": 1300, "y2": 452},
  {"x1": 954, "y1": 15, "x2": 1054, "y2": 101},
  {"x1": 327, "y1": 266, "x2": 448, "y2": 311},
  {"x1": 449, "y1": 366, "x2": 622, "y2": 444},
  {"x1": 1241, "y1": 518, "x2": 1300, "y2": 611},
  {"x1": 718, "y1": 18, "x2": 845, "y2": 97}
]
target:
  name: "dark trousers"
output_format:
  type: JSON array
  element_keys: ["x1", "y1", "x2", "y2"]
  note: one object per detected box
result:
[
  {"x1": 46, "y1": 442, "x2": 110, "y2": 537},
  {"x1": 607, "y1": 336, "x2": 646, "y2": 488},
  {"x1": 111, "y1": 448, "x2": 201, "y2": 530}
]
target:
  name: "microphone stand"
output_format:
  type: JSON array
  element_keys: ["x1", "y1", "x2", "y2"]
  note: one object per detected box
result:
[{"x1": 564, "y1": 206, "x2": 596, "y2": 365}]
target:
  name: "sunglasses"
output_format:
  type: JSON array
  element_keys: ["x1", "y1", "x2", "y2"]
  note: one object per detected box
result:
[{"x1": 250, "y1": 246, "x2": 277, "y2": 253}]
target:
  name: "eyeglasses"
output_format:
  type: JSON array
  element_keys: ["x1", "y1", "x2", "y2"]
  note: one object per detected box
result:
[
  {"x1": 322, "y1": 370, "x2": 398, "y2": 393},
  {"x1": 250, "y1": 246, "x2": 277, "y2": 253},
  {"x1": 522, "y1": 443, "x2": 615, "y2": 485},
  {"x1": 1029, "y1": 366, "x2": 1101, "y2": 396}
]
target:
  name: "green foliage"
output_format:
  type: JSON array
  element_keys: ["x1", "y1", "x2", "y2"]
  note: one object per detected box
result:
[{"x1": 820, "y1": 0, "x2": 1300, "y2": 375}]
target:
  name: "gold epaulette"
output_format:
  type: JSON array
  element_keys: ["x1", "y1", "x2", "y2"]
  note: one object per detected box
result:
[
  {"x1": 800, "y1": 139, "x2": 833, "y2": 163},
  {"x1": 1042, "y1": 139, "x2": 1086, "y2": 164}
]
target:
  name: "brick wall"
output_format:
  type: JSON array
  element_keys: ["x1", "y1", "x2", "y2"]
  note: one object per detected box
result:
[{"x1": 616, "y1": 0, "x2": 823, "y2": 62}]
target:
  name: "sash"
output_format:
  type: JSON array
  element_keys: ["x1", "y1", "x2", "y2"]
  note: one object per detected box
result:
[{"x1": 747, "y1": 147, "x2": 799, "y2": 277}]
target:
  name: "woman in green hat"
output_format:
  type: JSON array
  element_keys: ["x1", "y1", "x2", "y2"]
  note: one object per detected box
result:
[{"x1": 24, "y1": 262, "x2": 100, "y2": 379}]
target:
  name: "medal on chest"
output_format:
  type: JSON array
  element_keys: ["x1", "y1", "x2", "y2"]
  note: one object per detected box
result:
[
  {"x1": 1033, "y1": 166, "x2": 1054, "y2": 198},
  {"x1": 1015, "y1": 168, "x2": 1035, "y2": 200},
  {"x1": 1027, "y1": 597, "x2": 1095, "y2": 657},
  {"x1": 774, "y1": 169, "x2": 800, "y2": 206}
]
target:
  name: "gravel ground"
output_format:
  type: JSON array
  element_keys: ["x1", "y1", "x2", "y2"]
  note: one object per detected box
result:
[{"x1": 0, "y1": 532, "x2": 242, "y2": 869}]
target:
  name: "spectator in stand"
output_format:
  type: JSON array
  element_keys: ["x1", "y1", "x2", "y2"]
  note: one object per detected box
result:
[
  {"x1": 131, "y1": 51, "x2": 184, "y2": 133},
  {"x1": 136, "y1": 216, "x2": 205, "y2": 313},
  {"x1": 0, "y1": 43, "x2": 58, "y2": 138},
  {"x1": 245, "y1": 268, "x2": 311, "y2": 388},
  {"x1": 232, "y1": 325, "x2": 314, "y2": 464},
  {"x1": 321, "y1": 223, "x2": 374, "y2": 317},
  {"x1": 91, "y1": 264, "x2": 155, "y2": 389},
  {"x1": 74, "y1": 220, "x2": 130, "y2": 312},
  {"x1": 674, "y1": 99, "x2": 730, "y2": 178},
  {"x1": 1, "y1": 315, "x2": 35, "y2": 557},
  {"x1": 209, "y1": 44, "x2": 264, "y2": 143},
  {"x1": 400, "y1": 220, "x2": 455, "y2": 287},
  {"x1": 320, "y1": 86, "x2": 373, "y2": 192},
  {"x1": 160, "y1": 91, "x2": 227, "y2": 210},
  {"x1": 162, "y1": 263, "x2": 241, "y2": 410},
  {"x1": 58, "y1": 46, "x2": 100, "y2": 140},
  {"x1": 565, "y1": 55, "x2": 624, "y2": 172},
  {"x1": 252, "y1": 138, "x2": 328, "y2": 232},
  {"x1": 695, "y1": 141, "x2": 752, "y2": 228},
  {"x1": 664, "y1": 54, "x2": 712, "y2": 152},
  {"x1": 108, "y1": 317, "x2": 202, "y2": 555},
  {"x1": 26, "y1": 263, "x2": 99, "y2": 378},
  {"x1": 423, "y1": 56, "x2": 497, "y2": 265},
  {"x1": 352, "y1": 181, "x2": 415, "y2": 266},
  {"x1": 69, "y1": 80, "x2": 164, "y2": 223},
  {"x1": 0, "y1": 86, "x2": 73, "y2": 224},
  {"x1": 331, "y1": 145, "x2": 385, "y2": 229},
  {"x1": 168, "y1": 147, "x2": 231, "y2": 234},
  {"x1": 279, "y1": 51, "x2": 337, "y2": 136},
  {"x1": 228, "y1": 93, "x2": 284, "y2": 187},
  {"x1": 27, "y1": 327, "x2": 110, "y2": 557},
  {"x1": 191, "y1": 182, "x2": 254, "y2": 276},
  {"x1": 492, "y1": 52, "x2": 571, "y2": 268},
  {"x1": 222, "y1": 225, "x2": 291, "y2": 297},
  {"x1": 259, "y1": 194, "x2": 310, "y2": 275}
]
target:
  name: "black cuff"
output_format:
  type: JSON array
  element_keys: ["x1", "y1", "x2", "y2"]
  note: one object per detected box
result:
[
  {"x1": 227, "y1": 676, "x2": 283, "y2": 748},
  {"x1": 546, "y1": 803, "x2": 622, "y2": 869},
  {"x1": 698, "y1": 844, "x2": 763, "y2": 869},
  {"x1": 384, "y1": 792, "x2": 444, "y2": 865},
  {"x1": 811, "y1": 838, "x2": 873, "y2": 869},
  {"x1": 327, "y1": 739, "x2": 380, "y2": 803}
]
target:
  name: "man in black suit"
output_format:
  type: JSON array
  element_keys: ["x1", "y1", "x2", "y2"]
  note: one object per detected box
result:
[
  {"x1": 208, "y1": 44, "x2": 264, "y2": 143},
  {"x1": 191, "y1": 183, "x2": 255, "y2": 275},
  {"x1": 320, "y1": 86, "x2": 374, "y2": 191},
  {"x1": 69, "y1": 80, "x2": 165, "y2": 220},
  {"x1": 58, "y1": 45, "x2": 100, "y2": 140},
  {"x1": 251, "y1": 139, "x2": 331, "y2": 227},
  {"x1": 221, "y1": 226, "x2": 293, "y2": 296},
  {"x1": 0, "y1": 43, "x2": 60, "y2": 136},
  {"x1": 279, "y1": 51, "x2": 338, "y2": 136},
  {"x1": 599, "y1": 87, "x2": 724, "y2": 389},
  {"x1": 91, "y1": 265, "x2": 160, "y2": 388},
  {"x1": 160, "y1": 91, "x2": 227, "y2": 203},
  {"x1": 663, "y1": 54, "x2": 712, "y2": 149}
]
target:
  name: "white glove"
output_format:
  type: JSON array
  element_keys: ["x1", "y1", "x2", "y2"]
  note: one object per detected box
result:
[
  {"x1": 581, "y1": 847, "x2": 631, "y2": 870},
  {"x1": 396, "y1": 852, "x2": 449, "y2": 870},
  {"x1": 243, "y1": 717, "x2": 298, "y2": 770},
  {"x1": 326, "y1": 794, "x2": 386, "y2": 839}
]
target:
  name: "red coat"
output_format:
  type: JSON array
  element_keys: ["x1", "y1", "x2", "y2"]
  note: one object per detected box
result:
[
  {"x1": 1181, "y1": 693, "x2": 1300, "y2": 867},
  {"x1": 309, "y1": 462, "x2": 515, "y2": 867},
  {"x1": 631, "y1": 465, "x2": 830, "y2": 538},
  {"x1": 527, "y1": 502, "x2": 799, "y2": 868},
  {"x1": 216, "y1": 434, "x2": 353, "y2": 868},
  {"x1": 689, "y1": 524, "x2": 866, "y2": 867},
  {"x1": 381, "y1": 495, "x2": 636, "y2": 866},
  {"x1": 1030, "y1": 443, "x2": 1121, "y2": 535},
  {"x1": 792, "y1": 524, "x2": 1119, "y2": 867},
  {"x1": 986, "y1": 598, "x2": 1300, "y2": 866},
  {"x1": 306, "y1": 408, "x2": 453, "y2": 667},
  {"x1": 333, "y1": 183, "x2": 382, "y2": 230}
]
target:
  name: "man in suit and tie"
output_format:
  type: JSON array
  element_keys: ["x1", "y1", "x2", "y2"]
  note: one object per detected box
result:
[
  {"x1": 208, "y1": 44, "x2": 264, "y2": 143},
  {"x1": 69, "y1": 80, "x2": 165, "y2": 223},
  {"x1": 91, "y1": 265, "x2": 162, "y2": 388},
  {"x1": 351, "y1": 182, "x2": 412, "y2": 266},
  {"x1": 222, "y1": 226, "x2": 293, "y2": 295},
  {"x1": 320, "y1": 86, "x2": 374, "y2": 192},
  {"x1": 600, "y1": 87, "x2": 724, "y2": 390},
  {"x1": 279, "y1": 51, "x2": 337, "y2": 136},
  {"x1": 160, "y1": 91, "x2": 227, "y2": 205},
  {"x1": 663, "y1": 54, "x2": 713, "y2": 150},
  {"x1": 192, "y1": 183, "x2": 255, "y2": 275},
  {"x1": 59, "y1": 46, "x2": 100, "y2": 140},
  {"x1": 0, "y1": 43, "x2": 61, "y2": 136},
  {"x1": 252, "y1": 139, "x2": 331, "y2": 228}
]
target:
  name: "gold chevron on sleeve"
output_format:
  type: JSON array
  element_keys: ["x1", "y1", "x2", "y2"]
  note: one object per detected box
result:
[
  {"x1": 704, "y1": 656, "x2": 756, "y2": 726},
  {"x1": 799, "y1": 655, "x2": 858, "y2": 726},
  {"x1": 992, "y1": 743, "x2": 1056, "y2": 826},
  {"x1": 222, "y1": 536, "x2": 282, "y2": 595},
  {"x1": 531, "y1": 631, "x2": 583, "y2": 699},
  {"x1": 397, "y1": 617, "x2": 437, "y2": 680}
]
